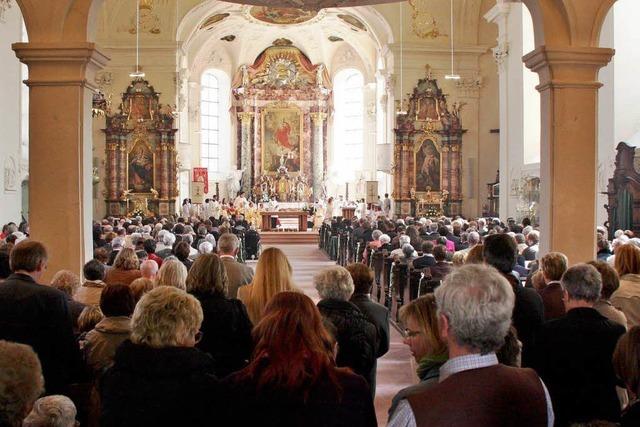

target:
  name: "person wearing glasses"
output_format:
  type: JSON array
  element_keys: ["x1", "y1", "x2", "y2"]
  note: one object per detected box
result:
[
  {"x1": 99, "y1": 286, "x2": 219, "y2": 427},
  {"x1": 388, "y1": 294, "x2": 447, "y2": 419}
]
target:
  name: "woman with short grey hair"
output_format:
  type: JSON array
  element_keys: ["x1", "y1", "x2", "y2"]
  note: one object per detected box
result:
[
  {"x1": 23, "y1": 395, "x2": 77, "y2": 427},
  {"x1": 100, "y1": 287, "x2": 221, "y2": 425},
  {"x1": 315, "y1": 266, "x2": 378, "y2": 396}
]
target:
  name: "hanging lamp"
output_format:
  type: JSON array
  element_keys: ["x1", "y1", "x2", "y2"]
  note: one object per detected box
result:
[
  {"x1": 396, "y1": 2, "x2": 407, "y2": 115},
  {"x1": 130, "y1": 0, "x2": 146, "y2": 78},
  {"x1": 444, "y1": 0, "x2": 460, "y2": 80}
]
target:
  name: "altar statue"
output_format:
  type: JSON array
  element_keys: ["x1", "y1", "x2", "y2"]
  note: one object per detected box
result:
[{"x1": 226, "y1": 169, "x2": 243, "y2": 201}]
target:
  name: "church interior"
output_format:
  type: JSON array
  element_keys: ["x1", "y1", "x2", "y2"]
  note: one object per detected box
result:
[{"x1": 2, "y1": 0, "x2": 640, "y2": 426}]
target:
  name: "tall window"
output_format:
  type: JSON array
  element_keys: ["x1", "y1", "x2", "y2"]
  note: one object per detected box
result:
[
  {"x1": 200, "y1": 70, "x2": 221, "y2": 174},
  {"x1": 334, "y1": 69, "x2": 364, "y2": 181}
]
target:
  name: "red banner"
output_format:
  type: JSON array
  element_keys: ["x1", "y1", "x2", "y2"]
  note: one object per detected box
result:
[{"x1": 193, "y1": 167, "x2": 209, "y2": 194}]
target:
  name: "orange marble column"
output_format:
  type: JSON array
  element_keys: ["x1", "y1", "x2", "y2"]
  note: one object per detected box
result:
[
  {"x1": 13, "y1": 42, "x2": 108, "y2": 279},
  {"x1": 524, "y1": 47, "x2": 613, "y2": 264}
]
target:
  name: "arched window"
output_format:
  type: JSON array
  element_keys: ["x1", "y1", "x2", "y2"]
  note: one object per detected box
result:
[
  {"x1": 333, "y1": 69, "x2": 364, "y2": 181},
  {"x1": 200, "y1": 69, "x2": 229, "y2": 176}
]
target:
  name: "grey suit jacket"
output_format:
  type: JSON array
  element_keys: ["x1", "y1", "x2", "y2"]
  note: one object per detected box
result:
[{"x1": 221, "y1": 256, "x2": 254, "y2": 299}]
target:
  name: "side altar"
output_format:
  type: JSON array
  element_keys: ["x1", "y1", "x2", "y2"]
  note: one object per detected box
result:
[
  {"x1": 102, "y1": 78, "x2": 178, "y2": 217},
  {"x1": 232, "y1": 38, "x2": 331, "y2": 202},
  {"x1": 393, "y1": 68, "x2": 465, "y2": 217}
]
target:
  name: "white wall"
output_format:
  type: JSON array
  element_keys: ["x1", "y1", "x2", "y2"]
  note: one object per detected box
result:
[{"x1": 0, "y1": 6, "x2": 27, "y2": 225}]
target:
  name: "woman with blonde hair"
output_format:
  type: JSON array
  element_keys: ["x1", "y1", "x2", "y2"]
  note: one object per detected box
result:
[
  {"x1": 187, "y1": 253, "x2": 253, "y2": 377},
  {"x1": 238, "y1": 247, "x2": 298, "y2": 324},
  {"x1": 51, "y1": 270, "x2": 85, "y2": 330},
  {"x1": 612, "y1": 244, "x2": 640, "y2": 327},
  {"x1": 388, "y1": 294, "x2": 447, "y2": 418},
  {"x1": 104, "y1": 247, "x2": 141, "y2": 286},
  {"x1": 154, "y1": 258, "x2": 188, "y2": 291}
]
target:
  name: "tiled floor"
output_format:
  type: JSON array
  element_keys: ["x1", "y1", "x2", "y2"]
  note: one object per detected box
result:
[{"x1": 254, "y1": 243, "x2": 416, "y2": 426}]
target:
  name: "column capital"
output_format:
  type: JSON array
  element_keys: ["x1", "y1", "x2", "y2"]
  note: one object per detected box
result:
[
  {"x1": 310, "y1": 112, "x2": 327, "y2": 124},
  {"x1": 483, "y1": 2, "x2": 512, "y2": 26},
  {"x1": 13, "y1": 42, "x2": 109, "y2": 90},
  {"x1": 523, "y1": 46, "x2": 614, "y2": 91},
  {"x1": 237, "y1": 111, "x2": 255, "y2": 122}
]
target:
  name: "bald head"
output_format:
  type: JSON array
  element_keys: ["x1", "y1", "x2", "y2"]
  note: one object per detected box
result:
[{"x1": 140, "y1": 260, "x2": 159, "y2": 280}]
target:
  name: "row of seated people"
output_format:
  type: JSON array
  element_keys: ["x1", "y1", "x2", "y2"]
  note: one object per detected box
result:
[{"x1": 322, "y1": 215, "x2": 640, "y2": 426}]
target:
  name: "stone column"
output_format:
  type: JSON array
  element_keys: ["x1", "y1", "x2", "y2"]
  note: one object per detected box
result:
[
  {"x1": 310, "y1": 112, "x2": 327, "y2": 201},
  {"x1": 238, "y1": 112, "x2": 254, "y2": 196},
  {"x1": 13, "y1": 42, "x2": 108, "y2": 278},
  {"x1": 524, "y1": 47, "x2": 614, "y2": 264}
]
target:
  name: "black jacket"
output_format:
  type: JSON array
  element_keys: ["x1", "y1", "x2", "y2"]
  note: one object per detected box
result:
[
  {"x1": 100, "y1": 341, "x2": 221, "y2": 427},
  {"x1": 350, "y1": 294, "x2": 390, "y2": 358},
  {"x1": 0, "y1": 273, "x2": 82, "y2": 394},
  {"x1": 412, "y1": 255, "x2": 437, "y2": 270},
  {"x1": 531, "y1": 308, "x2": 626, "y2": 426},
  {"x1": 225, "y1": 369, "x2": 377, "y2": 427},
  {"x1": 317, "y1": 299, "x2": 377, "y2": 394},
  {"x1": 191, "y1": 292, "x2": 253, "y2": 378}
]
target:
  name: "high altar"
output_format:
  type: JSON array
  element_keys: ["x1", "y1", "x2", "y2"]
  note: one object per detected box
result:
[
  {"x1": 393, "y1": 69, "x2": 465, "y2": 217},
  {"x1": 232, "y1": 38, "x2": 331, "y2": 202},
  {"x1": 103, "y1": 78, "x2": 178, "y2": 217}
]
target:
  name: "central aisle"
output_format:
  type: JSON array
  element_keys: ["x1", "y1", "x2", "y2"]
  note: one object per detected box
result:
[{"x1": 253, "y1": 244, "x2": 416, "y2": 426}]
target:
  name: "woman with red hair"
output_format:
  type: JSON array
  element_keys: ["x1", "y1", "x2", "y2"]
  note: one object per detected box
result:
[{"x1": 226, "y1": 292, "x2": 376, "y2": 426}]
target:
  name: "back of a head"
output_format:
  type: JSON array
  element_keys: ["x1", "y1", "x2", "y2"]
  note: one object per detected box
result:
[
  {"x1": 399, "y1": 235, "x2": 410, "y2": 246},
  {"x1": 345, "y1": 263, "x2": 374, "y2": 295},
  {"x1": 435, "y1": 264, "x2": 514, "y2": 353},
  {"x1": 113, "y1": 247, "x2": 139, "y2": 271},
  {"x1": 186, "y1": 253, "x2": 228, "y2": 297},
  {"x1": 100, "y1": 284, "x2": 135, "y2": 317},
  {"x1": 613, "y1": 326, "x2": 640, "y2": 398},
  {"x1": 246, "y1": 292, "x2": 335, "y2": 393},
  {"x1": 217, "y1": 233, "x2": 239, "y2": 255},
  {"x1": 50, "y1": 270, "x2": 80, "y2": 297},
  {"x1": 561, "y1": 263, "x2": 602, "y2": 303},
  {"x1": 540, "y1": 252, "x2": 568, "y2": 282},
  {"x1": 483, "y1": 234, "x2": 516, "y2": 274},
  {"x1": 587, "y1": 260, "x2": 620, "y2": 300},
  {"x1": 254, "y1": 248, "x2": 294, "y2": 296},
  {"x1": 143, "y1": 238, "x2": 156, "y2": 254},
  {"x1": 131, "y1": 286, "x2": 203, "y2": 348},
  {"x1": 0, "y1": 340, "x2": 44, "y2": 427},
  {"x1": 614, "y1": 243, "x2": 640, "y2": 277},
  {"x1": 83, "y1": 259, "x2": 105, "y2": 282},
  {"x1": 140, "y1": 259, "x2": 159, "y2": 278},
  {"x1": 314, "y1": 265, "x2": 354, "y2": 301},
  {"x1": 422, "y1": 241, "x2": 434, "y2": 254},
  {"x1": 9, "y1": 240, "x2": 47, "y2": 273},
  {"x1": 174, "y1": 241, "x2": 191, "y2": 261},
  {"x1": 433, "y1": 245, "x2": 447, "y2": 262},
  {"x1": 402, "y1": 244, "x2": 415, "y2": 259},
  {"x1": 156, "y1": 259, "x2": 188, "y2": 291},
  {"x1": 23, "y1": 395, "x2": 77, "y2": 427}
]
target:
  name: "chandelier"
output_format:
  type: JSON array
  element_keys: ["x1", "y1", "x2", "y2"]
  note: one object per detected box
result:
[{"x1": 130, "y1": 0, "x2": 145, "y2": 78}]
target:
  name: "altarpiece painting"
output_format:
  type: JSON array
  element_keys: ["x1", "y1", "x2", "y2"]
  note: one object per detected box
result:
[{"x1": 261, "y1": 106, "x2": 303, "y2": 174}]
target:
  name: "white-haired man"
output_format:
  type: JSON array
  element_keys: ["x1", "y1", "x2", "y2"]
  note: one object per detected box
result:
[{"x1": 389, "y1": 264, "x2": 553, "y2": 427}]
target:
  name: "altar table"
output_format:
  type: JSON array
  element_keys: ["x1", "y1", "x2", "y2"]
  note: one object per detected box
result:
[{"x1": 260, "y1": 211, "x2": 308, "y2": 231}]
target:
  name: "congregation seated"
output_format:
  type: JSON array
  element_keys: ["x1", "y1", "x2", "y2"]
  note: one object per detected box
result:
[
  {"x1": 389, "y1": 264, "x2": 552, "y2": 426},
  {"x1": 315, "y1": 266, "x2": 377, "y2": 396},
  {"x1": 225, "y1": 292, "x2": 377, "y2": 427},
  {"x1": 531, "y1": 264, "x2": 626, "y2": 426}
]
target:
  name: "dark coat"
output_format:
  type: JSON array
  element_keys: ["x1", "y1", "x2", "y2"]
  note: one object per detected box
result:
[
  {"x1": 191, "y1": 292, "x2": 253, "y2": 378},
  {"x1": 225, "y1": 369, "x2": 377, "y2": 427},
  {"x1": 100, "y1": 341, "x2": 221, "y2": 427},
  {"x1": 622, "y1": 400, "x2": 640, "y2": 427},
  {"x1": 502, "y1": 272, "x2": 544, "y2": 367},
  {"x1": 317, "y1": 299, "x2": 377, "y2": 394},
  {"x1": 0, "y1": 273, "x2": 82, "y2": 394},
  {"x1": 412, "y1": 254, "x2": 437, "y2": 270},
  {"x1": 532, "y1": 307, "x2": 626, "y2": 426}
]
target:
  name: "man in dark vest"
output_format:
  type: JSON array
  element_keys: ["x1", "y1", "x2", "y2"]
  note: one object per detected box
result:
[{"x1": 388, "y1": 264, "x2": 553, "y2": 427}]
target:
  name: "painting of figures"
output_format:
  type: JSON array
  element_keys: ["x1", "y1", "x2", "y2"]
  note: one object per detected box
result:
[
  {"x1": 128, "y1": 139, "x2": 154, "y2": 193},
  {"x1": 415, "y1": 139, "x2": 441, "y2": 192},
  {"x1": 261, "y1": 107, "x2": 303, "y2": 174}
]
